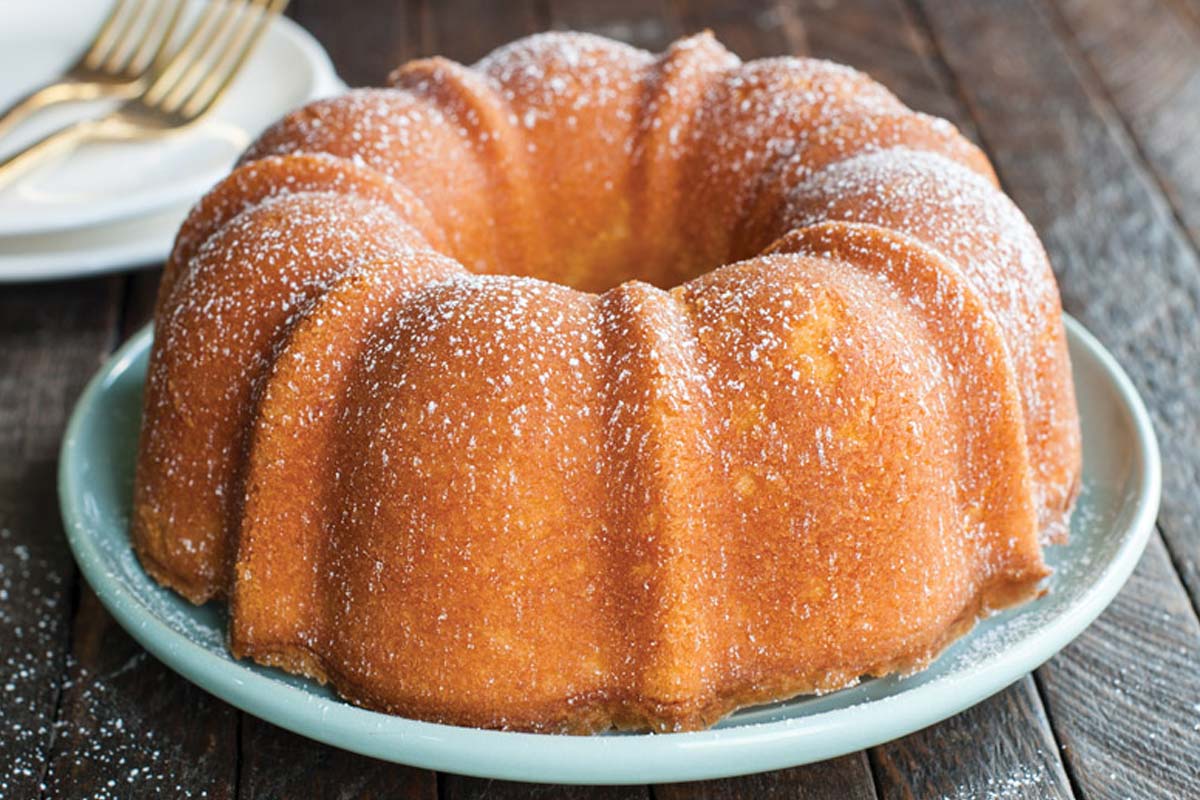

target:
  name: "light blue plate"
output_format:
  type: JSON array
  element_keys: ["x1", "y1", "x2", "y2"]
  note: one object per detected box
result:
[{"x1": 59, "y1": 317, "x2": 1160, "y2": 785}]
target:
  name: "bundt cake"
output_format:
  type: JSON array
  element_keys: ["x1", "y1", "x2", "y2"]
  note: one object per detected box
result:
[{"x1": 131, "y1": 31, "x2": 1081, "y2": 733}]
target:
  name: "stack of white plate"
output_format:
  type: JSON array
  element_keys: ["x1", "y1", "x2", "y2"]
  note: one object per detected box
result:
[{"x1": 0, "y1": 0, "x2": 344, "y2": 282}]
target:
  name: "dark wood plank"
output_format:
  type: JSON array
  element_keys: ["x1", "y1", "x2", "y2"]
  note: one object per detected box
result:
[
  {"x1": 1036, "y1": 535, "x2": 1200, "y2": 798},
  {"x1": 442, "y1": 779, "x2": 646, "y2": 800},
  {"x1": 36, "y1": 266, "x2": 240, "y2": 800},
  {"x1": 120, "y1": 268, "x2": 163, "y2": 336},
  {"x1": 789, "y1": 0, "x2": 972, "y2": 133},
  {"x1": 909, "y1": 0, "x2": 1200, "y2": 795},
  {"x1": 239, "y1": 713, "x2": 437, "y2": 799},
  {"x1": 0, "y1": 277, "x2": 121, "y2": 798},
  {"x1": 288, "y1": 0, "x2": 415, "y2": 86},
  {"x1": 676, "y1": 0, "x2": 792, "y2": 60},
  {"x1": 41, "y1": 588, "x2": 239, "y2": 800},
  {"x1": 1181, "y1": 0, "x2": 1200, "y2": 27},
  {"x1": 1050, "y1": 0, "x2": 1200, "y2": 251},
  {"x1": 421, "y1": 0, "x2": 542, "y2": 63},
  {"x1": 547, "y1": 0, "x2": 681, "y2": 49},
  {"x1": 656, "y1": 755, "x2": 877, "y2": 800},
  {"x1": 871, "y1": 677, "x2": 1073, "y2": 799},
  {"x1": 679, "y1": 0, "x2": 976, "y2": 138}
]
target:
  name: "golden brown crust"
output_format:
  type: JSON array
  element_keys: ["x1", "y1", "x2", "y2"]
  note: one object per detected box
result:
[
  {"x1": 233, "y1": 569, "x2": 1045, "y2": 734},
  {"x1": 132, "y1": 31, "x2": 1080, "y2": 733}
]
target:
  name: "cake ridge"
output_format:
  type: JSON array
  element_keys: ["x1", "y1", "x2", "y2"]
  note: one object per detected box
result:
[
  {"x1": 629, "y1": 33, "x2": 741, "y2": 285},
  {"x1": 162, "y1": 153, "x2": 447, "y2": 304},
  {"x1": 131, "y1": 31, "x2": 1082, "y2": 733},
  {"x1": 597, "y1": 281, "x2": 722, "y2": 729},
  {"x1": 231, "y1": 254, "x2": 465, "y2": 670},
  {"x1": 781, "y1": 146, "x2": 1080, "y2": 528},
  {"x1": 392, "y1": 58, "x2": 541, "y2": 274},
  {"x1": 136, "y1": 189, "x2": 435, "y2": 602}
]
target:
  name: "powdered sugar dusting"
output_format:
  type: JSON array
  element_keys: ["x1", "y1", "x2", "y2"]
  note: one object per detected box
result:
[
  {"x1": 783, "y1": 146, "x2": 1080, "y2": 525},
  {"x1": 129, "y1": 30, "x2": 1080, "y2": 732}
]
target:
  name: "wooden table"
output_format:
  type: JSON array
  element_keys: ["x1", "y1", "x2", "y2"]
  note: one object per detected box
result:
[{"x1": 3, "y1": 0, "x2": 1199, "y2": 797}]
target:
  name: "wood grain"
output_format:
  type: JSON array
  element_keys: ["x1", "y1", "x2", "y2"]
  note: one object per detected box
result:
[
  {"x1": 1042, "y1": 0, "x2": 1200, "y2": 600},
  {"x1": 420, "y1": 0, "x2": 541, "y2": 63},
  {"x1": 676, "y1": 0, "x2": 792, "y2": 59},
  {"x1": 548, "y1": 0, "x2": 681, "y2": 49},
  {"x1": 36, "y1": 267, "x2": 242, "y2": 799},
  {"x1": 788, "y1": 0, "x2": 971, "y2": 133},
  {"x1": 871, "y1": 677, "x2": 1073, "y2": 800},
  {"x1": 442, "y1": 779, "x2": 647, "y2": 800},
  {"x1": 911, "y1": 0, "x2": 1200, "y2": 796},
  {"x1": 1036, "y1": 535, "x2": 1200, "y2": 798},
  {"x1": 0, "y1": 278, "x2": 120, "y2": 798},
  {"x1": 120, "y1": 269, "x2": 163, "y2": 336},
  {"x1": 656, "y1": 755, "x2": 877, "y2": 800},
  {"x1": 1050, "y1": 0, "x2": 1200, "y2": 251},
  {"x1": 239, "y1": 713, "x2": 437, "y2": 799},
  {"x1": 289, "y1": 0, "x2": 415, "y2": 86},
  {"x1": 41, "y1": 588, "x2": 238, "y2": 800}
]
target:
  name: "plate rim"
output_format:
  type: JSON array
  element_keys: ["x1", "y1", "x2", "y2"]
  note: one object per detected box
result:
[
  {"x1": 0, "y1": 0, "x2": 341, "y2": 239},
  {"x1": 0, "y1": 204, "x2": 189, "y2": 282},
  {"x1": 0, "y1": 70, "x2": 345, "y2": 285},
  {"x1": 58, "y1": 315, "x2": 1161, "y2": 785}
]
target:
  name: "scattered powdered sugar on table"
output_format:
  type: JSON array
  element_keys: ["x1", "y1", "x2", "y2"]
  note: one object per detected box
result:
[
  {"x1": 38, "y1": 657, "x2": 213, "y2": 799},
  {"x1": 945, "y1": 759, "x2": 1055, "y2": 800},
  {"x1": 1, "y1": 524, "x2": 69, "y2": 798},
  {"x1": 2, "y1": 527, "x2": 203, "y2": 798}
]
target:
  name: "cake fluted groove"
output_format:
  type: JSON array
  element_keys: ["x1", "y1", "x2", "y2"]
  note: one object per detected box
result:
[
  {"x1": 777, "y1": 148, "x2": 1081, "y2": 531},
  {"x1": 160, "y1": 153, "x2": 448, "y2": 307},
  {"x1": 133, "y1": 190, "x2": 444, "y2": 601},
  {"x1": 627, "y1": 33, "x2": 741, "y2": 287},
  {"x1": 128, "y1": 31, "x2": 1082, "y2": 732},
  {"x1": 230, "y1": 253, "x2": 467, "y2": 677}
]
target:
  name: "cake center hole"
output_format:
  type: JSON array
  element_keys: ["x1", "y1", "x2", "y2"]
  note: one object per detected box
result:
[{"x1": 452, "y1": 207, "x2": 766, "y2": 293}]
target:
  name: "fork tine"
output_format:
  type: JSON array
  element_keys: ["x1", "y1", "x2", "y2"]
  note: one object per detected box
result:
[
  {"x1": 158, "y1": 0, "x2": 260, "y2": 114},
  {"x1": 145, "y1": 0, "x2": 189, "y2": 73},
  {"x1": 81, "y1": 0, "x2": 136, "y2": 70},
  {"x1": 100, "y1": 0, "x2": 159, "y2": 74},
  {"x1": 143, "y1": 0, "x2": 228, "y2": 105},
  {"x1": 180, "y1": 0, "x2": 287, "y2": 119},
  {"x1": 125, "y1": 0, "x2": 185, "y2": 77}
]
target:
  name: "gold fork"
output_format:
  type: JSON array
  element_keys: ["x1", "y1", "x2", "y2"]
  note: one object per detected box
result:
[
  {"x1": 0, "y1": 0, "x2": 187, "y2": 142},
  {"x1": 0, "y1": 0, "x2": 288, "y2": 189}
]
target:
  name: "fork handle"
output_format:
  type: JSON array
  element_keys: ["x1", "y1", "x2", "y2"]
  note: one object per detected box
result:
[
  {"x1": 0, "y1": 82, "x2": 101, "y2": 143},
  {"x1": 0, "y1": 119, "x2": 99, "y2": 190}
]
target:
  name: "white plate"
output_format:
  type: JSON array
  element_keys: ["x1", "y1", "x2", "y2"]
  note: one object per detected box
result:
[
  {"x1": 0, "y1": 203, "x2": 187, "y2": 282},
  {"x1": 59, "y1": 317, "x2": 1160, "y2": 784},
  {"x1": 0, "y1": 0, "x2": 341, "y2": 238},
  {"x1": 0, "y1": 71, "x2": 344, "y2": 283}
]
